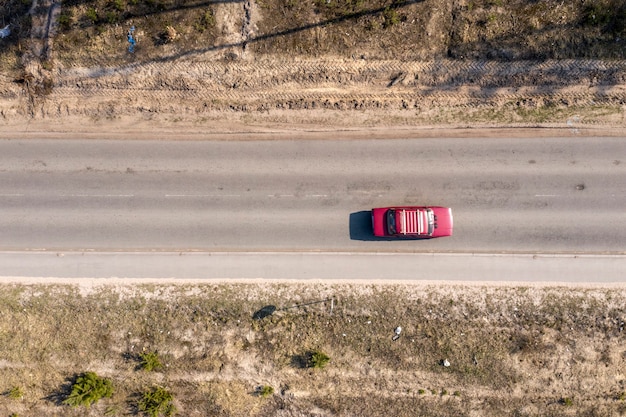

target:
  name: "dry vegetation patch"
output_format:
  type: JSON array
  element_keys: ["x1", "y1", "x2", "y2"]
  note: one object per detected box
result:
[
  {"x1": 0, "y1": 282, "x2": 625, "y2": 416},
  {"x1": 1, "y1": 0, "x2": 626, "y2": 129}
]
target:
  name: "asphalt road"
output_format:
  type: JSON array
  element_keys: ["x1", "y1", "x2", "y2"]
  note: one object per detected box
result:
[
  {"x1": 0, "y1": 251, "x2": 624, "y2": 282},
  {"x1": 1, "y1": 137, "x2": 624, "y2": 253},
  {"x1": 1, "y1": 136, "x2": 624, "y2": 281}
]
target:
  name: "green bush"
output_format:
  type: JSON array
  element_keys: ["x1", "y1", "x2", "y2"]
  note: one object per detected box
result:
[
  {"x1": 112, "y1": 0, "x2": 124, "y2": 12},
  {"x1": 85, "y1": 7, "x2": 98, "y2": 25},
  {"x1": 382, "y1": 7, "x2": 400, "y2": 29},
  {"x1": 8, "y1": 386, "x2": 24, "y2": 399},
  {"x1": 63, "y1": 372, "x2": 113, "y2": 407},
  {"x1": 258, "y1": 385, "x2": 274, "y2": 398},
  {"x1": 195, "y1": 9, "x2": 215, "y2": 33},
  {"x1": 583, "y1": 3, "x2": 613, "y2": 27},
  {"x1": 105, "y1": 10, "x2": 119, "y2": 24},
  {"x1": 139, "y1": 351, "x2": 163, "y2": 372},
  {"x1": 307, "y1": 350, "x2": 330, "y2": 369},
  {"x1": 138, "y1": 386, "x2": 176, "y2": 417},
  {"x1": 58, "y1": 11, "x2": 73, "y2": 31}
]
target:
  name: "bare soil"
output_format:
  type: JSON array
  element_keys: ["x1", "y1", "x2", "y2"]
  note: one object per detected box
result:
[{"x1": 0, "y1": 281, "x2": 625, "y2": 417}]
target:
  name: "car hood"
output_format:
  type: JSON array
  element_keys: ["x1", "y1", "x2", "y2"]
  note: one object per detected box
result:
[{"x1": 430, "y1": 207, "x2": 453, "y2": 237}]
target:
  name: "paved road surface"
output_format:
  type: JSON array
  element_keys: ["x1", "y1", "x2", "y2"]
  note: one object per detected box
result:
[
  {"x1": 0, "y1": 251, "x2": 623, "y2": 282},
  {"x1": 1, "y1": 137, "x2": 623, "y2": 252}
]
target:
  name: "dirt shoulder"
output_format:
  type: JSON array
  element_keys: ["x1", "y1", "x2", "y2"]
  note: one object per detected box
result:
[{"x1": 2, "y1": 116, "x2": 626, "y2": 141}]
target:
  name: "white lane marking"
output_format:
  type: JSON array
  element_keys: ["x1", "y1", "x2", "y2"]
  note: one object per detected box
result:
[
  {"x1": 267, "y1": 194, "x2": 328, "y2": 198},
  {"x1": 535, "y1": 194, "x2": 559, "y2": 197},
  {"x1": 61, "y1": 194, "x2": 134, "y2": 197},
  {"x1": 0, "y1": 194, "x2": 25, "y2": 196},
  {"x1": 165, "y1": 194, "x2": 240, "y2": 197}
]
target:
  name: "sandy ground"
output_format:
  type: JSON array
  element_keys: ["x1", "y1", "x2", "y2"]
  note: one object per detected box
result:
[{"x1": 1, "y1": 113, "x2": 625, "y2": 141}]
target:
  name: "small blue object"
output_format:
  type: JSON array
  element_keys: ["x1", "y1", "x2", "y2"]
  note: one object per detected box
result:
[
  {"x1": 127, "y1": 26, "x2": 136, "y2": 53},
  {"x1": 0, "y1": 24, "x2": 10, "y2": 38}
]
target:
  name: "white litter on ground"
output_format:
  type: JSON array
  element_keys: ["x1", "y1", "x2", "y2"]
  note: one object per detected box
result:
[{"x1": 0, "y1": 25, "x2": 10, "y2": 38}]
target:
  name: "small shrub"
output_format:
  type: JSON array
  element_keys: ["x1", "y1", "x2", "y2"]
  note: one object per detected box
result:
[
  {"x1": 140, "y1": 351, "x2": 163, "y2": 372},
  {"x1": 453, "y1": 390, "x2": 461, "y2": 396},
  {"x1": 105, "y1": 406, "x2": 119, "y2": 416},
  {"x1": 138, "y1": 386, "x2": 176, "y2": 417},
  {"x1": 195, "y1": 9, "x2": 215, "y2": 33},
  {"x1": 583, "y1": 4, "x2": 612, "y2": 27},
  {"x1": 307, "y1": 350, "x2": 330, "y2": 369},
  {"x1": 382, "y1": 7, "x2": 399, "y2": 29},
  {"x1": 559, "y1": 397, "x2": 573, "y2": 406},
  {"x1": 85, "y1": 7, "x2": 98, "y2": 24},
  {"x1": 8, "y1": 386, "x2": 24, "y2": 399},
  {"x1": 364, "y1": 18, "x2": 379, "y2": 31},
  {"x1": 63, "y1": 372, "x2": 113, "y2": 407},
  {"x1": 112, "y1": 0, "x2": 124, "y2": 12},
  {"x1": 58, "y1": 11, "x2": 73, "y2": 31},
  {"x1": 258, "y1": 385, "x2": 274, "y2": 398},
  {"x1": 441, "y1": 389, "x2": 448, "y2": 396},
  {"x1": 105, "y1": 11, "x2": 119, "y2": 24},
  {"x1": 418, "y1": 389, "x2": 426, "y2": 395}
]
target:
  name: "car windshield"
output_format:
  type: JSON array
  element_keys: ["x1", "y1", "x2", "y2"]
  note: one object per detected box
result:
[
  {"x1": 427, "y1": 209, "x2": 434, "y2": 235},
  {"x1": 386, "y1": 210, "x2": 396, "y2": 235}
]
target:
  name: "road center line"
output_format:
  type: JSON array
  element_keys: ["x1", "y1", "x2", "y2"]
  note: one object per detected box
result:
[
  {"x1": 165, "y1": 194, "x2": 240, "y2": 197},
  {"x1": 61, "y1": 194, "x2": 135, "y2": 197}
]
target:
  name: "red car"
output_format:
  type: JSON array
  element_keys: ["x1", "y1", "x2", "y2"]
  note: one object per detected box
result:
[{"x1": 371, "y1": 206, "x2": 453, "y2": 238}]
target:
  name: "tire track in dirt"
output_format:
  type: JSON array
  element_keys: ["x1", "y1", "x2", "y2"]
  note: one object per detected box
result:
[
  {"x1": 7, "y1": 0, "x2": 626, "y2": 122},
  {"x1": 48, "y1": 59, "x2": 626, "y2": 112},
  {"x1": 56, "y1": 59, "x2": 626, "y2": 88}
]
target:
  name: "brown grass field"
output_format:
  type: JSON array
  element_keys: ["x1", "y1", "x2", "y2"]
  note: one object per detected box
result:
[{"x1": 0, "y1": 281, "x2": 625, "y2": 416}]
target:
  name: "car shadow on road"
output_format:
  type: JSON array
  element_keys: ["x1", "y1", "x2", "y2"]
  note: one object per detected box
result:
[
  {"x1": 349, "y1": 211, "x2": 373, "y2": 241},
  {"x1": 350, "y1": 210, "x2": 402, "y2": 241},
  {"x1": 350, "y1": 210, "x2": 433, "y2": 241}
]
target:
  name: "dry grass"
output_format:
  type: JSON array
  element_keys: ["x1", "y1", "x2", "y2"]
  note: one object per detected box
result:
[
  {"x1": 2, "y1": 0, "x2": 625, "y2": 73},
  {"x1": 46, "y1": 0, "x2": 626, "y2": 64},
  {"x1": 2, "y1": 0, "x2": 626, "y2": 128},
  {"x1": 0, "y1": 282, "x2": 625, "y2": 416}
]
